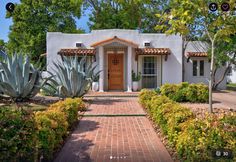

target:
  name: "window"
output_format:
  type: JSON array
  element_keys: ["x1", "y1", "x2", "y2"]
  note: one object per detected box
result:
[
  {"x1": 193, "y1": 60, "x2": 197, "y2": 76},
  {"x1": 192, "y1": 60, "x2": 204, "y2": 76},
  {"x1": 200, "y1": 60, "x2": 204, "y2": 76},
  {"x1": 142, "y1": 57, "x2": 157, "y2": 88}
]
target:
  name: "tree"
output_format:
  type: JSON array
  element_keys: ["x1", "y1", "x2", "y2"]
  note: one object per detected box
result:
[
  {"x1": 83, "y1": 0, "x2": 169, "y2": 32},
  {"x1": 156, "y1": 0, "x2": 236, "y2": 112},
  {"x1": 0, "y1": 39, "x2": 6, "y2": 51},
  {"x1": 212, "y1": 35, "x2": 236, "y2": 89},
  {"x1": 5, "y1": 0, "x2": 83, "y2": 64}
]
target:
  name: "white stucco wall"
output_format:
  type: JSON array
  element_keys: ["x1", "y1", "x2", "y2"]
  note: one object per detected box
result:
[
  {"x1": 184, "y1": 41, "x2": 226, "y2": 89},
  {"x1": 227, "y1": 64, "x2": 236, "y2": 83},
  {"x1": 139, "y1": 34, "x2": 183, "y2": 84},
  {"x1": 47, "y1": 29, "x2": 183, "y2": 87}
]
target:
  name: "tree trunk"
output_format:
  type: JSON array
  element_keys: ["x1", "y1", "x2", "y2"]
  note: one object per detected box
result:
[
  {"x1": 209, "y1": 40, "x2": 215, "y2": 113},
  {"x1": 213, "y1": 66, "x2": 230, "y2": 90}
]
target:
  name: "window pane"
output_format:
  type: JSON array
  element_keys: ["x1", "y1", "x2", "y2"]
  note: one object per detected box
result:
[
  {"x1": 193, "y1": 60, "x2": 197, "y2": 76},
  {"x1": 142, "y1": 56, "x2": 157, "y2": 88},
  {"x1": 200, "y1": 60, "x2": 204, "y2": 76},
  {"x1": 142, "y1": 76, "x2": 157, "y2": 88},
  {"x1": 143, "y1": 57, "x2": 156, "y2": 74}
]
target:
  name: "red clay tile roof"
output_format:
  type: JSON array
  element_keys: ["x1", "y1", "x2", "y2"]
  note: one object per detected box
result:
[
  {"x1": 91, "y1": 36, "x2": 139, "y2": 47},
  {"x1": 135, "y1": 48, "x2": 171, "y2": 55},
  {"x1": 58, "y1": 48, "x2": 95, "y2": 56},
  {"x1": 187, "y1": 52, "x2": 208, "y2": 57}
]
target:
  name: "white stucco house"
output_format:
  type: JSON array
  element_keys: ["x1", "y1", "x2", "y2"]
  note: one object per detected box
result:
[
  {"x1": 46, "y1": 29, "x2": 226, "y2": 92},
  {"x1": 227, "y1": 64, "x2": 236, "y2": 83}
]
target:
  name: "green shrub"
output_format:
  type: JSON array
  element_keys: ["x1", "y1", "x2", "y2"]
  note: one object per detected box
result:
[
  {"x1": 139, "y1": 91, "x2": 235, "y2": 162},
  {"x1": 49, "y1": 98, "x2": 85, "y2": 126},
  {"x1": 139, "y1": 89, "x2": 158, "y2": 107},
  {"x1": 196, "y1": 83, "x2": 209, "y2": 102},
  {"x1": 35, "y1": 98, "x2": 85, "y2": 160},
  {"x1": 160, "y1": 83, "x2": 178, "y2": 99},
  {"x1": 0, "y1": 108, "x2": 37, "y2": 161},
  {"x1": 35, "y1": 109, "x2": 68, "y2": 159},
  {"x1": 164, "y1": 104, "x2": 194, "y2": 145},
  {"x1": 160, "y1": 82, "x2": 208, "y2": 103},
  {"x1": 176, "y1": 115, "x2": 236, "y2": 162},
  {"x1": 173, "y1": 82, "x2": 189, "y2": 102},
  {"x1": 146, "y1": 96, "x2": 194, "y2": 145}
]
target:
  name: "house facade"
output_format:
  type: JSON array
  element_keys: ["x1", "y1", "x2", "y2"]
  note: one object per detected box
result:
[
  {"x1": 46, "y1": 29, "x2": 226, "y2": 92},
  {"x1": 227, "y1": 64, "x2": 236, "y2": 83}
]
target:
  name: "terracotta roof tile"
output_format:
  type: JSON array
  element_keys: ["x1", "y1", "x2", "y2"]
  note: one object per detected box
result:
[
  {"x1": 187, "y1": 52, "x2": 208, "y2": 57},
  {"x1": 135, "y1": 48, "x2": 171, "y2": 55},
  {"x1": 91, "y1": 36, "x2": 138, "y2": 47},
  {"x1": 58, "y1": 48, "x2": 95, "y2": 56}
]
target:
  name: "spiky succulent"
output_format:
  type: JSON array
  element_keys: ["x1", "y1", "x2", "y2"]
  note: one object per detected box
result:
[
  {"x1": 44, "y1": 56, "x2": 100, "y2": 98},
  {"x1": 0, "y1": 53, "x2": 51, "y2": 101}
]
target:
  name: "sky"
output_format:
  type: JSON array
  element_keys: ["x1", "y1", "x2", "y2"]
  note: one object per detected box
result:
[{"x1": 0, "y1": 0, "x2": 90, "y2": 42}]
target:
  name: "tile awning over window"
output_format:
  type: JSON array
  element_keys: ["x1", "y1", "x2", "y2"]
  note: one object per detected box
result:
[
  {"x1": 187, "y1": 52, "x2": 208, "y2": 57},
  {"x1": 136, "y1": 48, "x2": 171, "y2": 55},
  {"x1": 135, "y1": 48, "x2": 171, "y2": 61},
  {"x1": 58, "y1": 48, "x2": 96, "y2": 56}
]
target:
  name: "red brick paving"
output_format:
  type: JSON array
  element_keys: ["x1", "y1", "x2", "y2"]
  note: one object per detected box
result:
[
  {"x1": 85, "y1": 91, "x2": 139, "y2": 97},
  {"x1": 54, "y1": 97, "x2": 173, "y2": 162},
  {"x1": 85, "y1": 98, "x2": 146, "y2": 115}
]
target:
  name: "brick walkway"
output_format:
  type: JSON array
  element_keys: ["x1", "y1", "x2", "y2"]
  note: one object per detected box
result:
[
  {"x1": 54, "y1": 97, "x2": 173, "y2": 162},
  {"x1": 85, "y1": 98, "x2": 146, "y2": 115}
]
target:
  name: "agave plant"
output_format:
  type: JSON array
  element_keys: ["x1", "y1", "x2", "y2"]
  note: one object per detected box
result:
[
  {"x1": 44, "y1": 56, "x2": 100, "y2": 98},
  {"x1": 0, "y1": 53, "x2": 51, "y2": 102}
]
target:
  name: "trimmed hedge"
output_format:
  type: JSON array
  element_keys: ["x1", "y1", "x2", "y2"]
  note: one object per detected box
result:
[
  {"x1": 0, "y1": 109, "x2": 37, "y2": 161},
  {"x1": 0, "y1": 98, "x2": 86, "y2": 161},
  {"x1": 160, "y1": 82, "x2": 209, "y2": 103},
  {"x1": 48, "y1": 98, "x2": 85, "y2": 126},
  {"x1": 139, "y1": 89, "x2": 236, "y2": 162}
]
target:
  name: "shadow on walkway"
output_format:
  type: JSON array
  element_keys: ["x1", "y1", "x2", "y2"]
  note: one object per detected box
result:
[{"x1": 54, "y1": 120, "x2": 100, "y2": 162}]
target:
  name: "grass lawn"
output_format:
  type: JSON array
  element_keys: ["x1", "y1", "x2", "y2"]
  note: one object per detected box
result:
[
  {"x1": 0, "y1": 103, "x2": 48, "y2": 111},
  {"x1": 227, "y1": 83, "x2": 236, "y2": 91}
]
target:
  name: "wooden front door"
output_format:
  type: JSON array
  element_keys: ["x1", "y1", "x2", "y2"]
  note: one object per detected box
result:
[{"x1": 108, "y1": 54, "x2": 124, "y2": 90}]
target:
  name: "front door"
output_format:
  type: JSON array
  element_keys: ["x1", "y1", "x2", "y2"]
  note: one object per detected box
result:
[{"x1": 108, "y1": 54, "x2": 124, "y2": 90}]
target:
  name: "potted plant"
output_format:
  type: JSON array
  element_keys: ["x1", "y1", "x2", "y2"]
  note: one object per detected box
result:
[
  {"x1": 132, "y1": 70, "x2": 141, "y2": 91},
  {"x1": 92, "y1": 74, "x2": 99, "y2": 92}
]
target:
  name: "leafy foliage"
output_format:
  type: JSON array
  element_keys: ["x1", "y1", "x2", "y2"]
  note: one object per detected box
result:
[
  {"x1": 0, "y1": 108, "x2": 37, "y2": 161},
  {"x1": 35, "y1": 108, "x2": 68, "y2": 159},
  {"x1": 44, "y1": 56, "x2": 99, "y2": 98},
  {"x1": 84, "y1": 0, "x2": 169, "y2": 32},
  {"x1": 0, "y1": 98, "x2": 85, "y2": 161},
  {"x1": 176, "y1": 114, "x2": 236, "y2": 161},
  {"x1": 132, "y1": 70, "x2": 141, "y2": 81},
  {"x1": 5, "y1": 0, "x2": 83, "y2": 64},
  {"x1": 139, "y1": 89, "x2": 158, "y2": 107},
  {"x1": 139, "y1": 91, "x2": 236, "y2": 162},
  {"x1": 160, "y1": 82, "x2": 208, "y2": 103},
  {"x1": 155, "y1": 0, "x2": 236, "y2": 111},
  {"x1": 49, "y1": 98, "x2": 86, "y2": 126},
  {"x1": 0, "y1": 53, "x2": 51, "y2": 101}
]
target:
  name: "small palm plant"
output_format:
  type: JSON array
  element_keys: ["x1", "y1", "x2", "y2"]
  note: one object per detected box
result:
[
  {"x1": 44, "y1": 56, "x2": 99, "y2": 98},
  {"x1": 0, "y1": 53, "x2": 51, "y2": 102}
]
